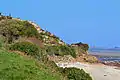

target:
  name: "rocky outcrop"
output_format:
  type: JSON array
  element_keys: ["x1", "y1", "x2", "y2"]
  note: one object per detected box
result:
[
  {"x1": 71, "y1": 42, "x2": 89, "y2": 52},
  {"x1": 76, "y1": 54, "x2": 99, "y2": 63},
  {"x1": 48, "y1": 55, "x2": 76, "y2": 63},
  {"x1": 71, "y1": 42, "x2": 99, "y2": 63},
  {"x1": 27, "y1": 21, "x2": 65, "y2": 46}
]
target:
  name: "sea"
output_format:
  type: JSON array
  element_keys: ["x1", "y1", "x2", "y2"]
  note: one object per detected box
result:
[{"x1": 89, "y1": 48, "x2": 120, "y2": 62}]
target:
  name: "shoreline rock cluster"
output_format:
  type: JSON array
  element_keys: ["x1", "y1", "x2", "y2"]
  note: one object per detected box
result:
[{"x1": 102, "y1": 61, "x2": 120, "y2": 67}]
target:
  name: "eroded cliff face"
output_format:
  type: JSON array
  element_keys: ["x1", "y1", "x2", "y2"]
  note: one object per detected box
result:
[
  {"x1": 71, "y1": 42, "x2": 89, "y2": 55},
  {"x1": 0, "y1": 14, "x2": 98, "y2": 63},
  {"x1": 71, "y1": 42, "x2": 98, "y2": 63},
  {"x1": 0, "y1": 14, "x2": 65, "y2": 46},
  {"x1": 28, "y1": 20, "x2": 98, "y2": 63},
  {"x1": 28, "y1": 21, "x2": 65, "y2": 46}
]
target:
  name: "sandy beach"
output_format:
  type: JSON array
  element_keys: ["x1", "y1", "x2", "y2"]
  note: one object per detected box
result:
[{"x1": 56, "y1": 62, "x2": 120, "y2": 80}]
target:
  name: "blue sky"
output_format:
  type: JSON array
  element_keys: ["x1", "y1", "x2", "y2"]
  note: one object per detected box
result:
[{"x1": 1, "y1": 0, "x2": 120, "y2": 47}]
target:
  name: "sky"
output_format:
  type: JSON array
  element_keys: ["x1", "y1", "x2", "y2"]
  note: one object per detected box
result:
[{"x1": 0, "y1": 0, "x2": 120, "y2": 48}]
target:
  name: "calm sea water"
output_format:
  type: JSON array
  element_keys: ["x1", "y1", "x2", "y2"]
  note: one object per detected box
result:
[{"x1": 89, "y1": 49, "x2": 120, "y2": 62}]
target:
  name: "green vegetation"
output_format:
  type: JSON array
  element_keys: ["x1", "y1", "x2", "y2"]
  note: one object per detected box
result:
[
  {"x1": 9, "y1": 41, "x2": 42, "y2": 58},
  {"x1": 0, "y1": 16, "x2": 93, "y2": 80},
  {"x1": 45, "y1": 45, "x2": 76, "y2": 58},
  {"x1": 80, "y1": 44, "x2": 89, "y2": 51},
  {"x1": 0, "y1": 19, "x2": 38, "y2": 43},
  {"x1": 0, "y1": 14, "x2": 12, "y2": 21},
  {"x1": 60, "y1": 67, "x2": 92, "y2": 80},
  {"x1": 0, "y1": 49, "x2": 63, "y2": 80},
  {"x1": 0, "y1": 36, "x2": 5, "y2": 48}
]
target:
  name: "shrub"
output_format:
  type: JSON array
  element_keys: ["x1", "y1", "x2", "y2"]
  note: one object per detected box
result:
[
  {"x1": 0, "y1": 19, "x2": 39, "y2": 43},
  {"x1": 46, "y1": 61, "x2": 59, "y2": 71},
  {"x1": 45, "y1": 46, "x2": 59, "y2": 56},
  {"x1": 60, "y1": 67, "x2": 92, "y2": 80},
  {"x1": 9, "y1": 41, "x2": 42, "y2": 57},
  {"x1": 38, "y1": 33, "x2": 44, "y2": 41},
  {"x1": 45, "y1": 45, "x2": 76, "y2": 58},
  {"x1": 81, "y1": 44, "x2": 89, "y2": 51},
  {"x1": 23, "y1": 21, "x2": 39, "y2": 37},
  {"x1": 6, "y1": 16, "x2": 12, "y2": 19},
  {"x1": 0, "y1": 16, "x2": 6, "y2": 21},
  {"x1": 59, "y1": 45, "x2": 76, "y2": 58},
  {"x1": 0, "y1": 35, "x2": 6, "y2": 48}
]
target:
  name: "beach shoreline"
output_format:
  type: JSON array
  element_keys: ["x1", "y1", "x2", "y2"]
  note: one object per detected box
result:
[
  {"x1": 89, "y1": 52, "x2": 120, "y2": 67},
  {"x1": 56, "y1": 62, "x2": 120, "y2": 80}
]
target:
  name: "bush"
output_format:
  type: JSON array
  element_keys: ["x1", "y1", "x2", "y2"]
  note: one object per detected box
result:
[
  {"x1": 9, "y1": 41, "x2": 42, "y2": 57},
  {"x1": 0, "y1": 19, "x2": 39, "y2": 43},
  {"x1": 0, "y1": 16, "x2": 6, "y2": 21},
  {"x1": 45, "y1": 45, "x2": 76, "y2": 58},
  {"x1": 45, "y1": 46, "x2": 59, "y2": 56},
  {"x1": 59, "y1": 45, "x2": 76, "y2": 58},
  {"x1": 45, "y1": 61, "x2": 59, "y2": 72},
  {"x1": 60, "y1": 67, "x2": 92, "y2": 80},
  {"x1": 6, "y1": 16, "x2": 12, "y2": 19},
  {"x1": 0, "y1": 35, "x2": 6, "y2": 48},
  {"x1": 81, "y1": 44, "x2": 89, "y2": 51}
]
